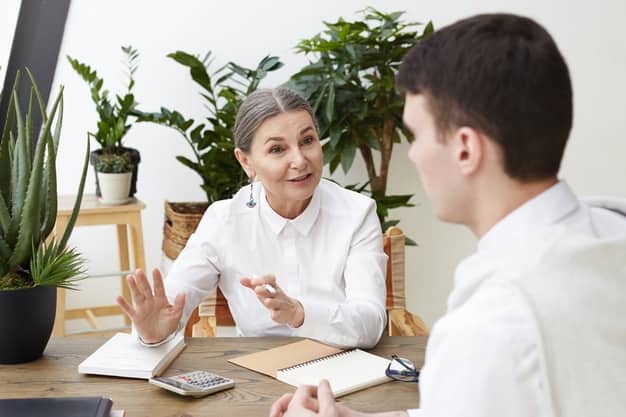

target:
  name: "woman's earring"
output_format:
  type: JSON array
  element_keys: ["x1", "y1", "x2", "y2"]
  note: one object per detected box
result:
[{"x1": 246, "y1": 178, "x2": 256, "y2": 208}]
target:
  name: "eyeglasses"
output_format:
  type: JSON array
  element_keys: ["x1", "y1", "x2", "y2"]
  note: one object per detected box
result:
[{"x1": 385, "y1": 354, "x2": 419, "y2": 383}]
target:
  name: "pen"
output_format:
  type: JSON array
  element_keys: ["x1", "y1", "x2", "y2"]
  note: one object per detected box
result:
[{"x1": 263, "y1": 283, "x2": 276, "y2": 294}]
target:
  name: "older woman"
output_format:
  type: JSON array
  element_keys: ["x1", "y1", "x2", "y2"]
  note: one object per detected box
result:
[{"x1": 116, "y1": 87, "x2": 387, "y2": 348}]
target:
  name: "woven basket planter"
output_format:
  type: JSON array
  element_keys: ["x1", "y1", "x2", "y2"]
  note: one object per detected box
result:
[
  {"x1": 162, "y1": 201, "x2": 209, "y2": 260},
  {"x1": 161, "y1": 200, "x2": 234, "y2": 335}
]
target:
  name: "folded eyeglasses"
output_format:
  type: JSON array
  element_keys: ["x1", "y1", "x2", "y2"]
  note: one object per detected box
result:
[{"x1": 385, "y1": 354, "x2": 419, "y2": 383}]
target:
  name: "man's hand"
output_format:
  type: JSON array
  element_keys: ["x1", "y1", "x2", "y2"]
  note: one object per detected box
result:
[
  {"x1": 269, "y1": 380, "x2": 408, "y2": 417},
  {"x1": 269, "y1": 380, "x2": 345, "y2": 417}
]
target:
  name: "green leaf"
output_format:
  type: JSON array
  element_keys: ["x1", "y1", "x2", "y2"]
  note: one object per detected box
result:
[
  {"x1": 340, "y1": 142, "x2": 356, "y2": 173},
  {"x1": 422, "y1": 21, "x2": 434, "y2": 37},
  {"x1": 58, "y1": 137, "x2": 89, "y2": 250},
  {"x1": 0, "y1": 75, "x2": 14, "y2": 200},
  {"x1": 11, "y1": 91, "x2": 29, "y2": 221},
  {"x1": 40, "y1": 117, "x2": 58, "y2": 242},
  {"x1": 325, "y1": 82, "x2": 335, "y2": 123},
  {"x1": 30, "y1": 241, "x2": 86, "y2": 289},
  {"x1": 0, "y1": 233, "x2": 10, "y2": 260},
  {"x1": 0, "y1": 192, "x2": 10, "y2": 235},
  {"x1": 168, "y1": 51, "x2": 213, "y2": 95}
]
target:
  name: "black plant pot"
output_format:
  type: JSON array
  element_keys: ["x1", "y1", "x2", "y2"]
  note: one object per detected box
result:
[
  {"x1": 90, "y1": 147, "x2": 141, "y2": 197},
  {"x1": 0, "y1": 285, "x2": 56, "y2": 364}
]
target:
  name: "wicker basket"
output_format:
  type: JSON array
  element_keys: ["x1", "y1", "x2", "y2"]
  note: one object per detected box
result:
[{"x1": 162, "y1": 201, "x2": 209, "y2": 260}]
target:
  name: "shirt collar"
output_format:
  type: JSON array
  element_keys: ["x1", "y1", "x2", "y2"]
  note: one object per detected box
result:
[
  {"x1": 259, "y1": 184, "x2": 321, "y2": 237},
  {"x1": 478, "y1": 180, "x2": 580, "y2": 253}
]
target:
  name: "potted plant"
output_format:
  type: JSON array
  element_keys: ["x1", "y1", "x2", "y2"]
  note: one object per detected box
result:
[
  {"x1": 0, "y1": 69, "x2": 89, "y2": 364},
  {"x1": 95, "y1": 153, "x2": 135, "y2": 205},
  {"x1": 135, "y1": 52, "x2": 282, "y2": 259},
  {"x1": 287, "y1": 8, "x2": 434, "y2": 243},
  {"x1": 67, "y1": 45, "x2": 141, "y2": 199}
]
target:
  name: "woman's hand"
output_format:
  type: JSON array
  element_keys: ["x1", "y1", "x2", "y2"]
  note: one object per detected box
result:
[
  {"x1": 116, "y1": 268, "x2": 185, "y2": 344},
  {"x1": 240, "y1": 274, "x2": 304, "y2": 327}
]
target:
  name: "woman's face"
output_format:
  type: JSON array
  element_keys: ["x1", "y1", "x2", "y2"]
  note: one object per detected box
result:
[{"x1": 236, "y1": 110, "x2": 323, "y2": 217}]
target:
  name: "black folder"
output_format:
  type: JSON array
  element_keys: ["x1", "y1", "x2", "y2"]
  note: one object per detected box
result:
[{"x1": 0, "y1": 396, "x2": 112, "y2": 417}]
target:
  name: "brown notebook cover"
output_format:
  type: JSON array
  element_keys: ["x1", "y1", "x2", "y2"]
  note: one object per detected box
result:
[
  {"x1": 229, "y1": 339, "x2": 392, "y2": 397},
  {"x1": 228, "y1": 339, "x2": 343, "y2": 377}
]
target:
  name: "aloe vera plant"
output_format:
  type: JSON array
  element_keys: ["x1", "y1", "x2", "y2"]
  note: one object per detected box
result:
[{"x1": 0, "y1": 69, "x2": 90, "y2": 290}]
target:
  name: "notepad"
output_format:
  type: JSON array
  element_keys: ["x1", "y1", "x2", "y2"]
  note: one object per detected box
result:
[
  {"x1": 78, "y1": 332, "x2": 186, "y2": 379},
  {"x1": 229, "y1": 339, "x2": 392, "y2": 397}
]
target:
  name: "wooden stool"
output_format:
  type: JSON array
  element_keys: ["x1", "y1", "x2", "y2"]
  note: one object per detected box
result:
[{"x1": 51, "y1": 194, "x2": 146, "y2": 336}]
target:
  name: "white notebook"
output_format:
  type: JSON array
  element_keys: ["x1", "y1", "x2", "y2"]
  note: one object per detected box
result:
[
  {"x1": 78, "y1": 332, "x2": 185, "y2": 379},
  {"x1": 276, "y1": 349, "x2": 392, "y2": 397}
]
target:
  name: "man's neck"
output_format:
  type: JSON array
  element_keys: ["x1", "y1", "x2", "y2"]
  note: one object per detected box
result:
[{"x1": 470, "y1": 177, "x2": 559, "y2": 238}]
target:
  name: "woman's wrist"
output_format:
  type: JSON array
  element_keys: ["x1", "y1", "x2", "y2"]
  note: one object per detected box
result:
[
  {"x1": 136, "y1": 322, "x2": 182, "y2": 347},
  {"x1": 288, "y1": 299, "x2": 305, "y2": 328}
]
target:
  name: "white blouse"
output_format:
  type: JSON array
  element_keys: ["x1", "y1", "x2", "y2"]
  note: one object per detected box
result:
[
  {"x1": 409, "y1": 181, "x2": 626, "y2": 417},
  {"x1": 164, "y1": 179, "x2": 387, "y2": 348}
]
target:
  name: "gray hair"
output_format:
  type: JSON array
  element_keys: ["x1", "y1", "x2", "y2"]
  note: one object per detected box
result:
[{"x1": 234, "y1": 87, "x2": 319, "y2": 152}]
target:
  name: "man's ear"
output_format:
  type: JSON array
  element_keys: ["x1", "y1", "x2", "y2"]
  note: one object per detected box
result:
[
  {"x1": 234, "y1": 148, "x2": 255, "y2": 179},
  {"x1": 454, "y1": 127, "x2": 484, "y2": 176}
]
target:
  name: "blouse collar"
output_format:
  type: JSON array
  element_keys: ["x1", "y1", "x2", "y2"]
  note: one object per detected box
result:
[{"x1": 259, "y1": 183, "x2": 321, "y2": 237}]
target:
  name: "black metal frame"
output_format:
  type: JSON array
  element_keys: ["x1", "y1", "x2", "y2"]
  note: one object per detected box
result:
[{"x1": 0, "y1": 0, "x2": 71, "y2": 141}]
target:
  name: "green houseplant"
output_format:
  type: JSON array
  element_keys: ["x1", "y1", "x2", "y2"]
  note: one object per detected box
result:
[
  {"x1": 67, "y1": 45, "x2": 141, "y2": 199},
  {"x1": 135, "y1": 52, "x2": 282, "y2": 259},
  {"x1": 287, "y1": 8, "x2": 434, "y2": 241},
  {"x1": 136, "y1": 52, "x2": 283, "y2": 204},
  {"x1": 95, "y1": 153, "x2": 135, "y2": 205},
  {"x1": 0, "y1": 69, "x2": 89, "y2": 363}
]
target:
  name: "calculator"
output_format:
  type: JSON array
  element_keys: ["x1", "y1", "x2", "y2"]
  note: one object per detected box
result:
[{"x1": 149, "y1": 370, "x2": 235, "y2": 397}]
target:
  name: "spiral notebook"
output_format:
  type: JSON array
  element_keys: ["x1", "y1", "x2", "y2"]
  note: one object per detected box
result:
[{"x1": 228, "y1": 339, "x2": 392, "y2": 397}]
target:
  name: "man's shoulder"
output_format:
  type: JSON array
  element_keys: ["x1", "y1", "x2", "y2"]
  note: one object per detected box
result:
[{"x1": 435, "y1": 281, "x2": 537, "y2": 347}]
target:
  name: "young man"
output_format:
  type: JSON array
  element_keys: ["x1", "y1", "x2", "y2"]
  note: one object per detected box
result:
[{"x1": 269, "y1": 13, "x2": 626, "y2": 417}]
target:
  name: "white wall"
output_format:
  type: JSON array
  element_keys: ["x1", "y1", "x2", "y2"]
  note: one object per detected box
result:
[
  {"x1": 49, "y1": 0, "x2": 626, "y2": 328},
  {"x1": 0, "y1": 0, "x2": 21, "y2": 81}
]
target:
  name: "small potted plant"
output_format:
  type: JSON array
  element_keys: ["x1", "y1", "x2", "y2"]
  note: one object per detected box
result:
[
  {"x1": 0, "y1": 68, "x2": 89, "y2": 364},
  {"x1": 95, "y1": 152, "x2": 135, "y2": 205},
  {"x1": 67, "y1": 45, "x2": 141, "y2": 198}
]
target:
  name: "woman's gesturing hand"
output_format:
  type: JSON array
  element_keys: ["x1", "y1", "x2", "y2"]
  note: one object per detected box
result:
[
  {"x1": 240, "y1": 274, "x2": 304, "y2": 328},
  {"x1": 116, "y1": 268, "x2": 186, "y2": 344}
]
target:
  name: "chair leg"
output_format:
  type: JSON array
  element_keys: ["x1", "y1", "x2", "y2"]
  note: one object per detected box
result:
[
  {"x1": 192, "y1": 316, "x2": 216, "y2": 337},
  {"x1": 116, "y1": 224, "x2": 131, "y2": 326},
  {"x1": 52, "y1": 287, "x2": 66, "y2": 337}
]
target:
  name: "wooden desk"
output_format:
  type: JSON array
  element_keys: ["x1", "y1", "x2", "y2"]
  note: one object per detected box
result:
[{"x1": 0, "y1": 336, "x2": 425, "y2": 417}]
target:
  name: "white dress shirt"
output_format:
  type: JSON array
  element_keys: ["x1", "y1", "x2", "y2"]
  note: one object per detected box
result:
[
  {"x1": 164, "y1": 179, "x2": 387, "y2": 348},
  {"x1": 408, "y1": 181, "x2": 626, "y2": 417}
]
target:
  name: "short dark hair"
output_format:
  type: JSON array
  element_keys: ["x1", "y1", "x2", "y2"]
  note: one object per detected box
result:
[{"x1": 397, "y1": 14, "x2": 573, "y2": 181}]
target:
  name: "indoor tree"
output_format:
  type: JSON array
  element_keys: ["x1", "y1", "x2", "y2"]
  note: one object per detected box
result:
[{"x1": 287, "y1": 8, "x2": 434, "y2": 241}]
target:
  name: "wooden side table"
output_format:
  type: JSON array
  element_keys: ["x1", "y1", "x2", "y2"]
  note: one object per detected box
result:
[{"x1": 51, "y1": 194, "x2": 146, "y2": 336}]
